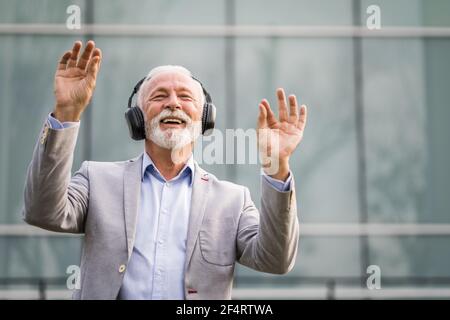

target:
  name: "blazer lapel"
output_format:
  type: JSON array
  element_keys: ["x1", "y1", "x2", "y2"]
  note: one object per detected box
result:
[
  {"x1": 123, "y1": 154, "x2": 143, "y2": 259},
  {"x1": 185, "y1": 161, "x2": 211, "y2": 268}
]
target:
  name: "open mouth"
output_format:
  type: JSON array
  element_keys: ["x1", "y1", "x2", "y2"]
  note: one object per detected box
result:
[{"x1": 160, "y1": 117, "x2": 187, "y2": 128}]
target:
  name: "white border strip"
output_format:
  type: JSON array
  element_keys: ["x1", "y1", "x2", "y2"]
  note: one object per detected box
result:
[
  {"x1": 1, "y1": 287, "x2": 450, "y2": 299},
  {"x1": 2, "y1": 223, "x2": 450, "y2": 237},
  {"x1": 300, "y1": 223, "x2": 450, "y2": 236},
  {"x1": 0, "y1": 225, "x2": 80, "y2": 237},
  {"x1": 1, "y1": 24, "x2": 450, "y2": 38},
  {"x1": 233, "y1": 287, "x2": 450, "y2": 299},
  {"x1": 0, "y1": 289, "x2": 72, "y2": 300}
]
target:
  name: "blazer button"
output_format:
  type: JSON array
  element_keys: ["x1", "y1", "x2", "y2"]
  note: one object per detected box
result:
[
  {"x1": 40, "y1": 126, "x2": 49, "y2": 144},
  {"x1": 119, "y1": 264, "x2": 126, "y2": 273}
]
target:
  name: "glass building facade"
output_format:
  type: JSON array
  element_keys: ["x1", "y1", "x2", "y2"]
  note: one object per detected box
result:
[{"x1": 0, "y1": 0, "x2": 449, "y2": 299}]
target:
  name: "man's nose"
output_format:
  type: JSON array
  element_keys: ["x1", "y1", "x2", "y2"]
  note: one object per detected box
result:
[{"x1": 164, "y1": 93, "x2": 181, "y2": 110}]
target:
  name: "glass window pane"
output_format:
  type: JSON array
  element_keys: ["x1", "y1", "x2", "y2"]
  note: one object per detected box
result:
[
  {"x1": 234, "y1": 38, "x2": 360, "y2": 223},
  {"x1": 0, "y1": 35, "x2": 88, "y2": 224}
]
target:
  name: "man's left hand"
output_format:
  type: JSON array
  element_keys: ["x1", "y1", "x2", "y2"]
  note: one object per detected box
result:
[{"x1": 257, "y1": 88, "x2": 308, "y2": 181}]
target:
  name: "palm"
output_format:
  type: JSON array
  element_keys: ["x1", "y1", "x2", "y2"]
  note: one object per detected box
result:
[
  {"x1": 264, "y1": 121, "x2": 303, "y2": 160},
  {"x1": 257, "y1": 88, "x2": 307, "y2": 164},
  {"x1": 53, "y1": 41, "x2": 102, "y2": 113},
  {"x1": 55, "y1": 68, "x2": 95, "y2": 108}
]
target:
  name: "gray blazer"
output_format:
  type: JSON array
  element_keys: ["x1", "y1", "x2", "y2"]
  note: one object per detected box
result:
[{"x1": 22, "y1": 121, "x2": 299, "y2": 300}]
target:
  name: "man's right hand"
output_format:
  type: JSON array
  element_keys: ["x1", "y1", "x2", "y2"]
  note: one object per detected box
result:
[{"x1": 53, "y1": 40, "x2": 102, "y2": 122}]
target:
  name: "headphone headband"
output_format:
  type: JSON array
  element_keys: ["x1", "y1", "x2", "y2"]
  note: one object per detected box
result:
[{"x1": 127, "y1": 77, "x2": 146, "y2": 108}]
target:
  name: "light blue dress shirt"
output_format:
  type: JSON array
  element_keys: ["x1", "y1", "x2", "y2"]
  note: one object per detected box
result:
[
  {"x1": 119, "y1": 152, "x2": 195, "y2": 299},
  {"x1": 47, "y1": 114, "x2": 292, "y2": 299}
]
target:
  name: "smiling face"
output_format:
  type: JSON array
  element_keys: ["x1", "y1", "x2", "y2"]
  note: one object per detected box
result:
[{"x1": 140, "y1": 70, "x2": 204, "y2": 150}]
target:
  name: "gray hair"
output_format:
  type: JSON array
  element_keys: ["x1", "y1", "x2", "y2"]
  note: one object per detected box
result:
[{"x1": 137, "y1": 65, "x2": 205, "y2": 110}]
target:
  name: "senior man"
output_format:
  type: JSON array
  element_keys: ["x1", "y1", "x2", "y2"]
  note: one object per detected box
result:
[{"x1": 22, "y1": 40, "x2": 308, "y2": 300}]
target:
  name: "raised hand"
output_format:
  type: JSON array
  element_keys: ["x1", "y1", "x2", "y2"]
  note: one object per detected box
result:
[
  {"x1": 257, "y1": 88, "x2": 307, "y2": 181},
  {"x1": 53, "y1": 40, "x2": 102, "y2": 122}
]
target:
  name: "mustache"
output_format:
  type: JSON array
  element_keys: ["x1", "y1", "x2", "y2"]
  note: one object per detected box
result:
[{"x1": 151, "y1": 109, "x2": 192, "y2": 124}]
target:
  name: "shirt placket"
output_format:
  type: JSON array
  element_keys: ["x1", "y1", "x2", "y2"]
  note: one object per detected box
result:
[{"x1": 151, "y1": 181, "x2": 171, "y2": 299}]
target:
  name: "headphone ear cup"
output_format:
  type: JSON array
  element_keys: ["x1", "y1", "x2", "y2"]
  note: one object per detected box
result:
[
  {"x1": 201, "y1": 103, "x2": 216, "y2": 136},
  {"x1": 125, "y1": 106, "x2": 146, "y2": 140}
]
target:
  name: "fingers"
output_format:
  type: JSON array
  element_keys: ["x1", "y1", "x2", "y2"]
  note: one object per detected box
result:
[
  {"x1": 277, "y1": 88, "x2": 300, "y2": 124},
  {"x1": 86, "y1": 48, "x2": 102, "y2": 80},
  {"x1": 257, "y1": 103, "x2": 267, "y2": 129},
  {"x1": 57, "y1": 51, "x2": 72, "y2": 71},
  {"x1": 67, "y1": 41, "x2": 82, "y2": 68},
  {"x1": 288, "y1": 94, "x2": 298, "y2": 123},
  {"x1": 297, "y1": 104, "x2": 308, "y2": 131},
  {"x1": 76, "y1": 40, "x2": 95, "y2": 70},
  {"x1": 277, "y1": 88, "x2": 288, "y2": 122},
  {"x1": 59, "y1": 40, "x2": 100, "y2": 72},
  {"x1": 91, "y1": 47, "x2": 102, "y2": 60},
  {"x1": 261, "y1": 99, "x2": 278, "y2": 127}
]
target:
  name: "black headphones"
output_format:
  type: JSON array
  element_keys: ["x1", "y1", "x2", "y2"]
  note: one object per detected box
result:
[{"x1": 125, "y1": 75, "x2": 216, "y2": 140}]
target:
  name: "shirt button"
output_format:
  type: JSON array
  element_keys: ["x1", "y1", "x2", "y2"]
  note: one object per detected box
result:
[
  {"x1": 158, "y1": 239, "x2": 163, "y2": 244},
  {"x1": 119, "y1": 264, "x2": 126, "y2": 273}
]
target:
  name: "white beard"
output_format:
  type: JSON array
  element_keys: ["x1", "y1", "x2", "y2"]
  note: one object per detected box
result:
[{"x1": 145, "y1": 109, "x2": 201, "y2": 151}]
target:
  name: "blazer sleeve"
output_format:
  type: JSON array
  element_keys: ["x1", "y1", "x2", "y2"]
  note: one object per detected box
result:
[
  {"x1": 22, "y1": 120, "x2": 88, "y2": 234},
  {"x1": 236, "y1": 176, "x2": 299, "y2": 274}
]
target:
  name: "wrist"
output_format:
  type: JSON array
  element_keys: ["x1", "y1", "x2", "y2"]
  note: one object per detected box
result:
[
  {"x1": 53, "y1": 105, "x2": 81, "y2": 122},
  {"x1": 263, "y1": 157, "x2": 290, "y2": 181}
]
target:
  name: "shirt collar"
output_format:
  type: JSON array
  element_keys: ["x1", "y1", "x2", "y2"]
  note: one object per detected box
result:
[{"x1": 141, "y1": 152, "x2": 195, "y2": 186}]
